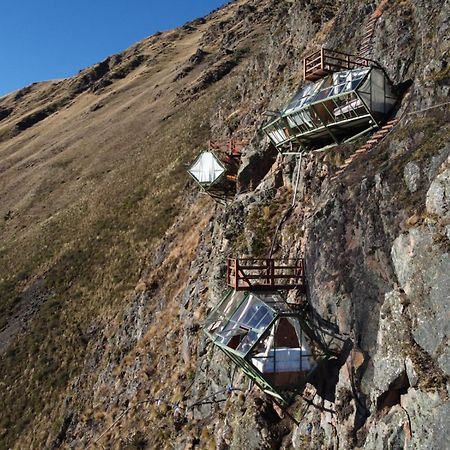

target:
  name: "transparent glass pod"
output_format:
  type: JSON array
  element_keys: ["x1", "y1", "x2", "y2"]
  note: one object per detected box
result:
[
  {"x1": 263, "y1": 66, "x2": 398, "y2": 152},
  {"x1": 203, "y1": 290, "x2": 333, "y2": 403}
]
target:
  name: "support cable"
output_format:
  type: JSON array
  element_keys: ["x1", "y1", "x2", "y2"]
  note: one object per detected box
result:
[
  {"x1": 269, "y1": 153, "x2": 304, "y2": 258},
  {"x1": 187, "y1": 387, "x2": 243, "y2": 410},
  {"x1": 85, "y1": 397, "x2": 171, "y2": 449},
  {"x1": 85, "y1": 383, "x2": 243, "y2": 449},
  {"x1": 407, "y1": 101, "x2": 450, "y2": 116},
  {"x1": 85, "y1": 358, "x2": 244, "y2": 449}
]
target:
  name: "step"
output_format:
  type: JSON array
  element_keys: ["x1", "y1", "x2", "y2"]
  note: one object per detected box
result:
[
  {"x1": 356, "y1": 148, "x2": 368, "y2": 154},
  {"x1": 373, "y1": 130, "x2": 390, "y2": 137},
  {"x1": 372, "y1": 134, "x2": 388, "y2": 140},
  {"x1": 386, "y1": 119, "x2": 399, "y2": 125},
  {"x1": 344, "y1": 157, "x2": 355, "y2": 164},
  {"x1": 367, "y1": 139, "x2": 380, "y2": 144}
]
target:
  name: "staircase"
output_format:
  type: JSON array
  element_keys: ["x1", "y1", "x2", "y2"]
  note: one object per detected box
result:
[
  {"x1": 360, "y1": 0, "x2": 390, "y2": 57},
  {"x1": 331, "y1": 119, "x2": 400, "y2": 180}
]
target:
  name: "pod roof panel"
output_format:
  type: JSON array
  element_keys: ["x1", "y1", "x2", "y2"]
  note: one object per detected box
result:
[{"x1": 188, "y1": 151, "x2": 225, "y2": 185}]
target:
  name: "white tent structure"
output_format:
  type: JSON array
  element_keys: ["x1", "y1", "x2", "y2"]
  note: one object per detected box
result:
[{"x1": 188, "y1": 151, "x2": 225, "y2": 186}]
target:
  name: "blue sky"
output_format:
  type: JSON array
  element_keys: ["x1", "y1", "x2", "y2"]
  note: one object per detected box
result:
[{"x1": 0, "y1": 0, "x2": 230, "y2": 96}]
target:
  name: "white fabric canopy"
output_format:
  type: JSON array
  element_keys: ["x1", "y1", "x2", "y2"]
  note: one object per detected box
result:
[{"x1": 188, "y1": 151, "x2": 225, "y2": 184}]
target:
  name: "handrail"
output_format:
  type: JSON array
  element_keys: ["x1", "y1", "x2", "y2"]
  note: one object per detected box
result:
[
  {"x1": 226, "y1": 258, "x2": 306, "y2": 291},
  {"x1": 304, "y1": 48, "x2": 381, "y2": 81}
]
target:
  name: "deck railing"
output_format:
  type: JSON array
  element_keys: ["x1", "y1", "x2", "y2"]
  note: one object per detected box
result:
[
  {"x1": 227, "y1": 258, "x2": 306, "y2": 291},
  {"x1": 303, "y1": 48, "x2": 380, "y2": 81}
]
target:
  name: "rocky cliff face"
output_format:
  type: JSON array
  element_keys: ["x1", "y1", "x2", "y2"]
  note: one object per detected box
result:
[{"x1": 0, "y1": 0, "x2": 449, "y2": 449}]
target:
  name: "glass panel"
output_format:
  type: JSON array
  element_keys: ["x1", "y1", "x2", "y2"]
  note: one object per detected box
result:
[
  {"x1": 204, "y1": 290, "x2": 246, "y2": 332},
  {"x1": 357, "y1": 75, "x2": 371, "y2": 111},
  {"x1": 332, "y1": 92, "x2": 366, "y2": 119},
  {"x1": 283, "y1": 78, "x2": 326, "y2": 114},
  {"x1": 255, "y1": 293, "x2": 291, "y2": 313},
  {"x1": 230, "y1": 296, "x2": 273, "y2": 328},
  {"x1": 280, "y1": 68, "x2": 370, "y2": 132},
  {"x1": 250, "y1": 318, "x2": 317, "y2": 382},
  {"x1": 236, "y1": 330, "x2": 260, "y2": 354},
  {"x1": 268, "y1": 129, "x2": 288, "y2": 145},
  {"x1": 310, "y1": 68, "x2": 369, "y2": 103},
  {"x1": 333, "y1": 72, "x2": 349, "y2": 95},
  {"x1": 287, "y1": 111, "x2": 313, "y2": 129},
  {"x1": 357, "y1": 67, "x2": 398, "y2": 116},
  {"x1": 370, "y1": 68, "x2": 386, "y2": 113},
  {"x1": 210, "y1": 294, "x2": 275, "y2": 354},
  {"x1": 265, "y1": 118, "x2": 291, "y2": 145}
]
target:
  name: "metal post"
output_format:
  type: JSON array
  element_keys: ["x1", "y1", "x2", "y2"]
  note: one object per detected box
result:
[
  {"x1": 270, "y1": 259, "x2": 275, "y2": 287},
  {"x1": 234, "y1": 259, "x2": 239, "y2": 290}
]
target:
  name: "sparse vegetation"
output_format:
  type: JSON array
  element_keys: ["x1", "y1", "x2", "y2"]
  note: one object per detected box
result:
[{"x1": 235, "y1": 188, "x2": 292, "y2": 257}]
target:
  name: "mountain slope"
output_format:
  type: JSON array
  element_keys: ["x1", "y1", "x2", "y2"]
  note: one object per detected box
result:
[{"x1": 0, "y1": 0, "x2": 449, "y2": 449}]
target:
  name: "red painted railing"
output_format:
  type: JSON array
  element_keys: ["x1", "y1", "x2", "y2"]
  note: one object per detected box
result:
[
  {"x1": 227, "y1": 258, "x2": 306, "y2": 291},
  {"x1": 303, "y1": 48, "x2": 380, "y2": 81}
]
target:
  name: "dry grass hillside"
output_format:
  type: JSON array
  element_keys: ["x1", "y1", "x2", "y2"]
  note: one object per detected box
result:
[{"x1": 0, "y1": 1, "x2": 280, "y2": 447}]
